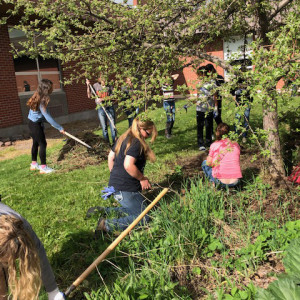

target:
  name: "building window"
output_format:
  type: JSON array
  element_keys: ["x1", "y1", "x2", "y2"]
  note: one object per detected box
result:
[
  {"x1": 9, "y1": 28, "x2": 62, "y2": 94},
  {"x1": 113, "y1": 0, "x2": 134, "y2": 5},
  {"x1": 223, "y1": 35, "x2": 253, "y2": 78}
]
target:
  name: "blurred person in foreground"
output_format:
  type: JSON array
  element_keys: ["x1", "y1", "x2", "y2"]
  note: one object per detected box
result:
[{"x1": 0, "y1": 202, "x2": 64, "y2": 300}]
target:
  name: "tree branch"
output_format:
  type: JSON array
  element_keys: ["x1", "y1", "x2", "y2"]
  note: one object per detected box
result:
[
  {"x1": 268, "y1": 0, "x2": 294, "y2": 21},
  {"x1": 186, "y1": 49, "x2": 234, "y2": 71}
]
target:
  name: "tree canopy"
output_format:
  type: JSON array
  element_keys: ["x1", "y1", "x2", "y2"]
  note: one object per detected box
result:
[{"x1": 1, "y1": 0, "x2": 300, "y2": 180}]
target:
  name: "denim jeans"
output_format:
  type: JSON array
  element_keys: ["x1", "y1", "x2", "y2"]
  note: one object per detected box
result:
[
  {"x1": 197, "y1": 111, "x2": 213, "y2": 147},
  {"x1": 163, "y1": 100, "x2": 176, "y2": 123},
  {"x1": 104, "y1": 191, "x2": 149, "y2": 232},
  {"x1": 97, "y1": 106, "x2": 116, "y2": 143},
  {"x1": 235, "y1": 106, "x2": 251, "y2": 138},
  {"x1": 125, "y1": 107, "x2": 139, "y2": 127},
  {"x1": 201, "y1": 160, "x2": 240, "y2": 188}
]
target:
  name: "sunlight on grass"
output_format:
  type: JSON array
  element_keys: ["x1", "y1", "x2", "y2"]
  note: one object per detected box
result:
[{"x1": 0, "y1": 96, "x2": 299, "y2": 299}]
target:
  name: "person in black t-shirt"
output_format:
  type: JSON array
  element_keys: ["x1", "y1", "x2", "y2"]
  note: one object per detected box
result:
[
  {"x1": 231, "y1": 77, "x2": 253, "y2": 143},
  {"x1": 95, "y1": 118, "x2": 158, "y2": 234},
  {"x1": 205, "y1": 64, "x2": 224, "y2": 125},
  {"x1": 121, "y1": 77, "x2": 139, "y2": 128}
]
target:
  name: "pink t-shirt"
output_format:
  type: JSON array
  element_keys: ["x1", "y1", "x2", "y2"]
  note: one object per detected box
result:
[{"x1": 208, "y1": 139, "x2": 242, "y2": 179}]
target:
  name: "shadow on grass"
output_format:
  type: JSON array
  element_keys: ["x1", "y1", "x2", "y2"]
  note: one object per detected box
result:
[
  {"x1": 242, "y1": 167, "x2": 261, "y2": 184},
  {"x1": 50, "y1": 229, "x2": 131, "y2": 299},
  {"x1": 153, "y1": 126, "x2": 197, "y2": 157}
]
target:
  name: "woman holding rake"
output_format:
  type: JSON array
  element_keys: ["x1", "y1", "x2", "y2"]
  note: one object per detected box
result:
[
  {"x1": 94, "y1": 117, "x2": 157, "y2": 235},
  {"x1": 0, "y1": 202, "x2": 64, "y2": 300},
  {"x1": 27, "y1": 79, "x2": 65, "y2": 174}
]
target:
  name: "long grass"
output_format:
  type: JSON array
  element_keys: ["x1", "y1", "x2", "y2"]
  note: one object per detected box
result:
[{"x1": 0, "y1": 96, "x2": 299, "y2": 299}]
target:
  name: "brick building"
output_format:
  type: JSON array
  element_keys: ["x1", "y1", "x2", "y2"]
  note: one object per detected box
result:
[
  {"x1": 0, "y1": 22, "x2": 97, "y2": 139},
  {"x1": 0, "y1": 25, "x2": 224, "y2": 139},
  {"x1": 0, "y1": 1, "x2": 284, "y2": 139}
]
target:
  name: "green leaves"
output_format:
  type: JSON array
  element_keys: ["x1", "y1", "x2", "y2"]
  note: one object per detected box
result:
[
  {"x1": 256, "y1": 276, "x2": 300, "y2": 300},
  {"x1": 283, "y1": 238, "x2": 300, "y2": 280},
  {"x1": 255, "y1": 238, "x2": 300, "y2": 300}
]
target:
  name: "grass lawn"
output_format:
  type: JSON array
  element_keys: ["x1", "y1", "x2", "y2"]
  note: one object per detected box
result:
[{"x1": 0, "y1": 95, "x2": 299, "y2": 299}]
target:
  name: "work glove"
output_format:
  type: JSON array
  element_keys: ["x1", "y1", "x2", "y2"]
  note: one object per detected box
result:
[
  {"x1": 213, "y1": 106, "x2": 218, "y2": 118},
  {"x1": 101, "y1": 186, "x2": 116, "y2": 200},
  {"x1": 48, "y1": 288, "x2": 66, "y2": 300}
]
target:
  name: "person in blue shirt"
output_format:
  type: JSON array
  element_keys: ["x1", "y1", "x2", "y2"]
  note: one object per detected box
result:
[{"x1": 27, "y1": 79, "x2": 65, "y2": 174}]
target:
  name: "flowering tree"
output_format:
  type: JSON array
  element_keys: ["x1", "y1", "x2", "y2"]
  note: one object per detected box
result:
[{"x1": 1, "y1": 0, "x2": 299, "y2": 180}]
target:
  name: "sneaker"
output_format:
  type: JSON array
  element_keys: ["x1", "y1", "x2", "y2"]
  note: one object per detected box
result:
[
  {"x1": 95, "y1": 218, "x2": 108, "y2": 239},
  {"x1": 242, "y1": 137, "x2": 247, "y2": 144},
  {"x1": 85, "y1": 206, "x2": 106, "y2": 219},
  {"x1": 165, "y1": 134, "x2": 172, "y2": 139},
  {"x1": 39, "y1": 165, "x2": 55, "y2": 174},
  {"x1": 199, "y1": 146, "x2": 206, "y2": 151},
  {"x1": 30, "y1": 163, "x2": 40, "y2": 171}
]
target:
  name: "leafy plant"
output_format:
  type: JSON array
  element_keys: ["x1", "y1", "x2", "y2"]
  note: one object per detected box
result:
[{"x1": 255, "y1": 238, "x2": 300, "y2": 300}]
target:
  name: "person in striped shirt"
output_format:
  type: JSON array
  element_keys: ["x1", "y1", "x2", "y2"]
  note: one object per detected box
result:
[{"x1": 162, "y1": 73, "x2": 179, "y2": 139}]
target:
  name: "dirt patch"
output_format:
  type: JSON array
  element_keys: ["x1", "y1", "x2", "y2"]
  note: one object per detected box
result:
[
  {"x1": 0, "y1": 119, "x2": 100, "y2": 161},
  {"x1": 171, "y1": 253, "x2": 285, "y2": 299},
  {"x1": 0, "y1": 138, "x2": 63, "y2": 161},
  {"x1": 55, "y1": 131, "x2": 111, "y2": 172}
]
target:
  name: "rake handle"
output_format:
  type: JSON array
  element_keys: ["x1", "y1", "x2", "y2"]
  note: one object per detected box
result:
[
  {"x1": 64, "y1": 187, "x2": 168, "y2": 297},
  {"x1": 88, "y1": 83, "x2": 117, "y2": 130}
]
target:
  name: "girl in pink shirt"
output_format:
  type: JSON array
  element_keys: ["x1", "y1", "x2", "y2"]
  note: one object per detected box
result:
[{"x1": 202, "y1": 123, "x2": 242, "y2": 188}]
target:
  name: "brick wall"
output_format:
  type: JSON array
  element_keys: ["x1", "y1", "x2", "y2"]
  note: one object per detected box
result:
[
  {"x1": 176, "y1": 38, "x2": 224, "y2": 95},
  {"x1": 62, "y1": 63, "x2": 96, "y2": 114},
  {"x1": 0, "y1": 24, "x2": 23, "y2": 129}
]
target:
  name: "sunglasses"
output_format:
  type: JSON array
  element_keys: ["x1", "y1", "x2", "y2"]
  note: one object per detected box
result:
[{"x1": 143, "y1": 128, "x2": 151, "y2": 136}]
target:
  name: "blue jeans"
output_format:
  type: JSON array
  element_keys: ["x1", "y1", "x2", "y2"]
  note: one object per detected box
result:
[
  {"x1": 163, "y1": 100, "x2": 176, "y2": 123},
  {"x1": 104, "y1": 191, "x2": 149, "y2": 232},
  {"x1": 201, "y1": 160, "x2": 240, "y2": 188},
  {"x1": 125, "y1": 107, "x2": 139, "y2": 127},
  {"x1": 97, "y1": 106, "x2": 116, "y2": 143},
  {"x1": 235, "y1": 106, "x2": 251, "y2": 138}
]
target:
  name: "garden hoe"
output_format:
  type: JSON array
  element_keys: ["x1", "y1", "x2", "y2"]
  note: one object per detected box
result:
[{"x1": 64, "y1": 188, "x2": 168, "y2": 298}]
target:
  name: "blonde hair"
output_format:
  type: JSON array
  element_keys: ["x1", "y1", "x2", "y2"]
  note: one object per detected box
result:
[
  {"x1": 27, "y1": 79, "x2": 53, "y2": 111},
  {"x1": 0, "y1": 215, "x2": 41, "y2": 300},
  {"x1": 114, "y1": 118, "x2": 157, "y2": 162}
]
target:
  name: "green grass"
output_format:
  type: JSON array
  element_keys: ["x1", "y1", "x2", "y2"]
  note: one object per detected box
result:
[{"x1": 0, "y1": 96, "x2": 299, "y2": 299}]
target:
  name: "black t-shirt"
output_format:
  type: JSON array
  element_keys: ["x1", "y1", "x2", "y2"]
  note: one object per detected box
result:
[
  {"x1": 231, "y1": 87, "x2": 253, "y2": 104},
  {"x1": 108, "y1": 137, "x2": 146, "y2": 192}
]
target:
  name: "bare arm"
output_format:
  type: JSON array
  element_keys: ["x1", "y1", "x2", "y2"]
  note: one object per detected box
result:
[
  {"x1": 124, "y1": 155, "x2": 151, "y2": 190},
  {"x1": 213, "y1": 93, "x2": 218, "y2": 107},
  {"x1": 108, "y1": 150, "x2": 115, "y2": 172},
  {"x1": 86, "y1": 79, "x2": 91, "y2": 98},
  {"x1": 206, "y1": 155, "x2": 214, "y2": 167},
  {"x1": 171, "y1": 73, "x2": 179, "y2": 81}
]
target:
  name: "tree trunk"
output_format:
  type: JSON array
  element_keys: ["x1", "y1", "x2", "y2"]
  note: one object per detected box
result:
[{"x1": 262, "y1": 99, "x2": 286, "y2": 182}]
